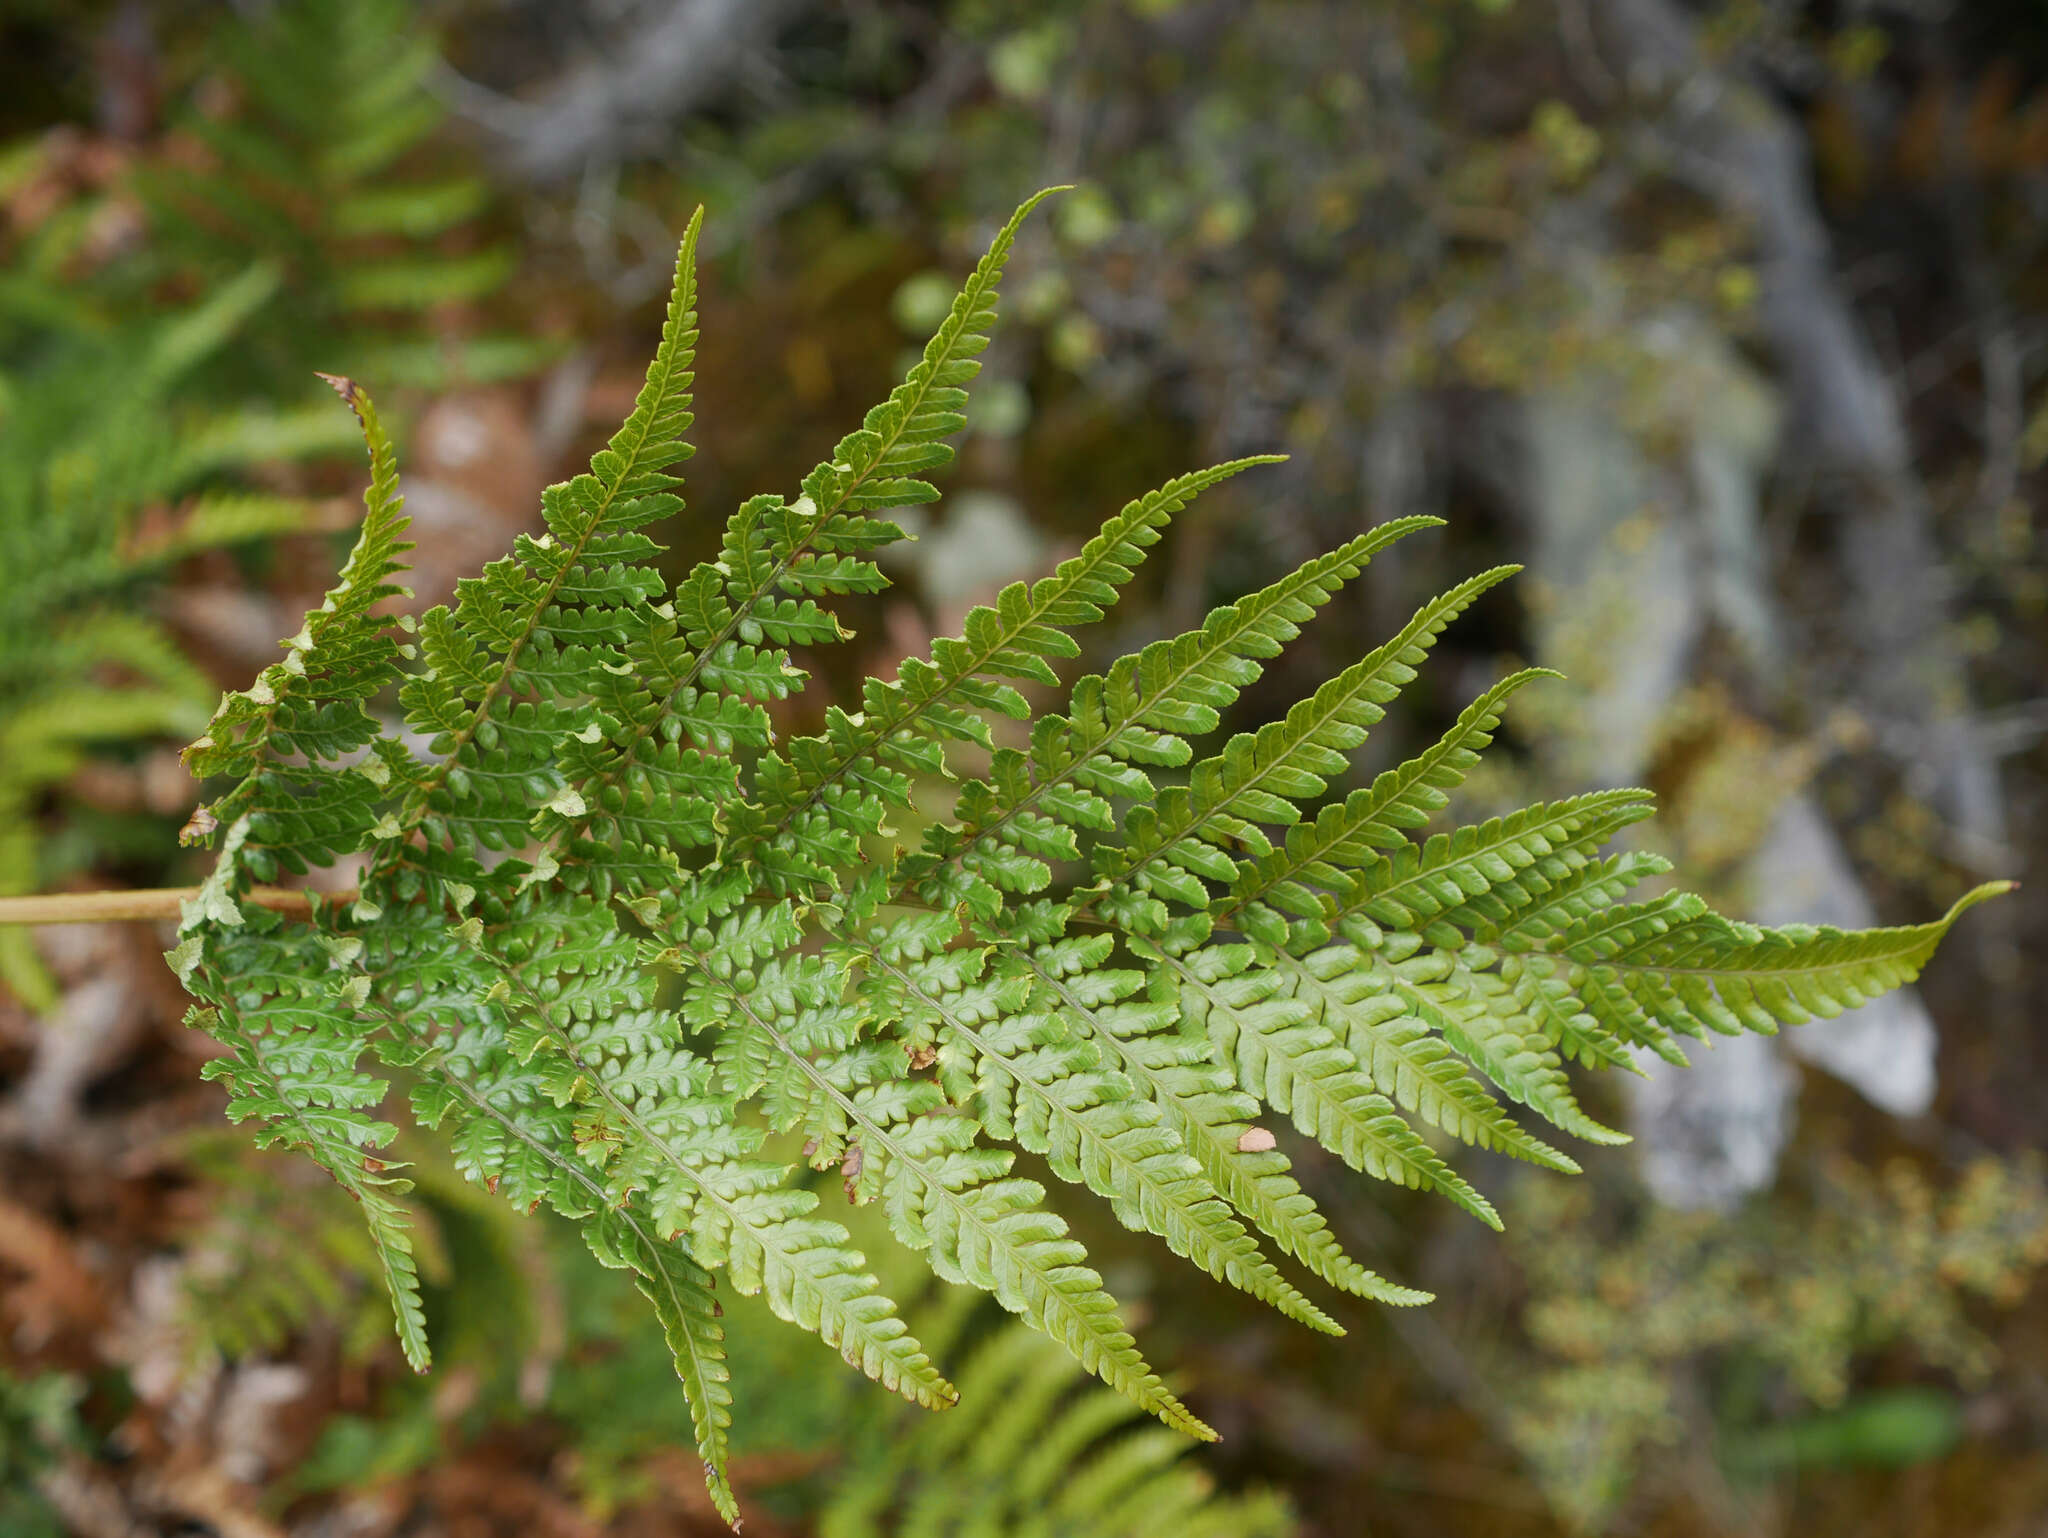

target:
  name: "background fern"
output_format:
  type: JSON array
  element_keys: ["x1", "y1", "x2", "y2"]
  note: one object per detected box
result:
[
  {"x1": 169, "y1": 190, "x2": 2007, "y2": 1526},
  {"x1": 0, "y1": 272, "x2": 340, "y2": 1007},
  {"x1": 147, "y1": 1142, "x2": 1301, "y2": 1534},
  {"x1": 139, "y1": 0, "x2": 543, "y2": 395},
  {"x1": 0, "y1": 1363, "x2": 84, "y2": 1538},
  {"x1": 811, "y1": 1265, "x2": 1295, "y2": 1538}
]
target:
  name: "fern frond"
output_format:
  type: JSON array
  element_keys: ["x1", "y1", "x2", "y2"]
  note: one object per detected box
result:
[
  {"x1": 975, "y1": 931, "x2": 1344, "y2": 1333},
  {"x1": 820, "y1": 1293, "x2": 1293, "y2": 1538},
  {"x1": 142, "y1": 0, "x2": 537, "y2": 390},
  {"x1": 1270, "y1": 945, "x2": 1580, "y2": 1174},
  {"x1": 475, "y1": 918, "x2": 955, "y2": 1412},
  {"x1": 583, "y1": 1209, "x2": 738, "y2": 1525},
  {"x1": 806, "y1": 186, "x2": 1070, "y2": 516},
  {"x1": 1436, "y1": 952, "x2": 1629, "y2": 1144},
  {"x1": 184, "y1": 374, "x2": 413, "y2": 878},
  {"x1": 168, "y1": 382, "x2": 427, "y2": 1361},
  {"x1": 555, "y1": 193, "x2": 1063, "y2": 902},
  {"x1": 393, "y1": 1011, "x2": 740, "y2": 1515},
  {"x1": 1114, "y1": 939, "x2": 1425, "y2": 1305},
  {"x1": 157, "y1": 190, "x2": 2006, "y2": 1524},
  {"x1": 1328, "y1": 790, "x2": 1656, "y2": 946},
  {"x1": 836, "y1": 918, "x2": 1215, "y2": 1437}
]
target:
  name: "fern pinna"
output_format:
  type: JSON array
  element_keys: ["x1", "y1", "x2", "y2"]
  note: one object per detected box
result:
[{"x1": 172, "y1": 190, "x2": 2006, "y2": 1524}]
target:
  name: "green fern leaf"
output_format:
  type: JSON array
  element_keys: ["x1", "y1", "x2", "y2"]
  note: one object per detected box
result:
[
  {"x1": 1330, "y1": 790, "x2": 1656, "y2": 946},
  {"x1": 183, "y1": 374, "x2": 413, "y2": 878},
  {"x1": 840, "y1": 920, "x2": 1214, "y2": 1437},
  {"x1": 489, "y1": 935, "x2": 954, "y2": 1410},
  {"x1": 142, "y1": 0, "x2": 536, "y2": 390},
  {"x1": 1101, "y1": 564, "x2": 1518, "y2": 932},
  {"x1": 558, "y1": 193, "x2": 1064, "y2": 901},
  {"x1": 1272, "y1": 945, "x2": 1579, "y2": 1174},
  {"x1": 583, "y1": 1209, "x2": 738, "y2": 1524},
  {"x1": 185, "y1": 917, "x2": 430, "y2": 1372},
  {"x1": 904, "y1": 515, "x2": 1438, "y2": 919},
  {"x1": 1118, "y1": 938, "x2": 1425, "y2": 1304},
  {"x1": 1224, "y1": 666, "x2": 1557, "y2": 948},
  {"x1": 805, "y1": 186, "x2": 1070, "y2": 516},
  {"x1": 737, "y1": 456, "x2": 1283, "y2": 890},
  {"x1": 1559, "y1": 879, "x2": 2012, "y2": 1047},
  {"x1": 169, "y1": 382, "x2": 428, "y2": 1364},
  {"x1": 152, "y1": 190, "x2": 2008, "y2": 1526},
  {"x1": 989, "y1": 935, "x2": 1344, "y2": 1333},
  {"x1": 401, "y1": 209, "x2": 701, "y2": 870},
  {"x1": 389, "y1": 1004, "x2": 744, "y2": 1517},
  {"x1": 1170, "y1": 940, "x2": 1501, "y2": 1227}
]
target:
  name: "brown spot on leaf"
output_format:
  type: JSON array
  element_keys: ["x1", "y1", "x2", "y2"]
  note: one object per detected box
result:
[
  {"x1": 315, "y1": 370, "x2": 365, "y2": 422},
  {"x1": 908, "y1": 1045, "x2": 938, "y2": 1071},
  {"x1": 841, "y1": 1143, "x2": 865, "y2": 1201},
  {"x1": 1236, "y1": 1126, "x2": 1278, "y2": 1153},
  {"x1": 178, "y1": 804, "x2": 218, "y2": 847}
]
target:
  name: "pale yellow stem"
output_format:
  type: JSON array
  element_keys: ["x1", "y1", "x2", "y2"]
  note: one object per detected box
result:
[{"x1": 0, "y1": 887, "x2": 344, "y2": 926}]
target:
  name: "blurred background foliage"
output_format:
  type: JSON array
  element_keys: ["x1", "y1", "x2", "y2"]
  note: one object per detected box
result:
[{"x1": 0, "y1": 1, "x2": 2044, "y2": 1534}]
